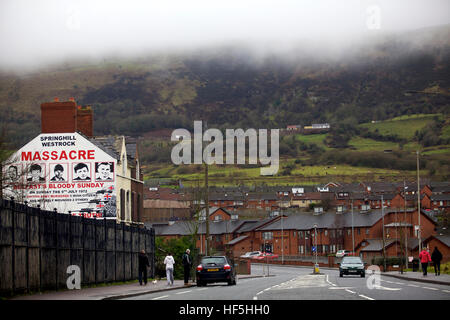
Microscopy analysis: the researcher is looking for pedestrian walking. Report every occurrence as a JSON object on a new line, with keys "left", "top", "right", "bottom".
{"left": 182, "top": 249, "right": 192, "bottom": 285}
{"left": 164, "top": 252, "right": 175, "bottom": 286}
{"left": 138, "top": 250, "right": 150, "bottom": 285}
{"left": 419, "top": 247, "right": 432, "bottom": 276}
{"left": 431, "top": 246, "right": 443, "bottom": 276}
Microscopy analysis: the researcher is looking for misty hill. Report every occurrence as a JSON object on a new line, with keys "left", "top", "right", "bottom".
{"left": 0, "top": 25, "right": 449, "bottom": 152}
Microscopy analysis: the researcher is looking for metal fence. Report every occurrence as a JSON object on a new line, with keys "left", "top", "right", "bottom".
{"left": 0, "top": 199, "right": 155, "bottom": 297}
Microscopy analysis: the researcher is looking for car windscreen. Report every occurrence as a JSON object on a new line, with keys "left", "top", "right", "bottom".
{"left": 201, "top": 257, "right": 227, "bottom": 265}
{"left": 342, "top": 257, "right": 362, "bottom": 264}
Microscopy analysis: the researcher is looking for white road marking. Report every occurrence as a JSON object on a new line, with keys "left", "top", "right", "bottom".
{"left": 408, "top": 284, "right": 419, "bottom": 287}
{"left": 372, "top": 285, "right": 401, "bottom": 291}
{"left": 345, "top": 289, "right": 356, "bottom": 294}
{"left": 253, "top": 296, "right": 258, "bottom": 300}
{"left": 197, "top": 288, "right": 208, "bottom": 291}
{"left": 442, "top": 290, "right": 450, "bottom": 294}
{"left": 175, "top": 290, "right": 192, "bottom": 295}
{"left": 422, "top": 287, "right": 439, "bottom": 291}
{"left": 152, "top": 295, "right": 169, "bottom": 300}
{"left": 359, "top": 294, "right": 375, "bottom": 300}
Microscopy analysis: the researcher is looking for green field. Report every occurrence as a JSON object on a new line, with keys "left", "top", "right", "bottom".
{"left": 142, "top": 114, "right": 449, "bottom": 186}
{"left": 348, "top": 137, "right": 398, "bottom": 152}
{"left": 359, "top": 114, "right": 441, "bottom": 140}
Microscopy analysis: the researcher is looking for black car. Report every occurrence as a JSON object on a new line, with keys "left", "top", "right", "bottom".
{"left": 339, "top": 256, "right": 366, "bottom": 277}
{"left": 196, "top": 256, "right": 237, "bottom": 286}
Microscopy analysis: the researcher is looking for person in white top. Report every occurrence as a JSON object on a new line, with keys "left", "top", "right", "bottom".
{"left": 164, "top": 253, "right": 175, "bottom": 286}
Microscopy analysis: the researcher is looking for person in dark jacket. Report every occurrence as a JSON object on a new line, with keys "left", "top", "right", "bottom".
{"left": 431, "top": 246, "right": 443, "bottom": 276}
{"left": 138, "top": 250, "right": 150, "bottom": 285}
{"left": 182, "top": 249, "right": 192, "bottom": 285}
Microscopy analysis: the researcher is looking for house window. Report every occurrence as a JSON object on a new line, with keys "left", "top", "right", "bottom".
{"left": 262, "top": 232, "right": 273, "bottom": 240}
{"left": 366, "top": 228, "right": 370, "bottom": 235}
{"left": 324, "top": 230, "right": 328, "bottom": 236}
{"left": 299, "top": 245, "right": 304, "bottom": 254}
{"left": 347, "top": 229, "right": 351, "bottom": 236}
{"left": 299, "top": 231, "right": 303, "bottom": 238}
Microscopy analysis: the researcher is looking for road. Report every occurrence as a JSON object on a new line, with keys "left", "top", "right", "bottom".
{"left": 123, "top": 264, "right": 450, "bottom": 301}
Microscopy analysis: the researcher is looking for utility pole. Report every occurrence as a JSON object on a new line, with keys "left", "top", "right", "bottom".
{"left": 351, "top": 199, "right": 355, "bottom": 255}
{"left": 204, "top": 121, "right": 210, "bottom": 256}
{"left": 417, "top": 150, "right": 422, "bottom": 271}
{"left": 381, "top": 195, "right": 387, "bottom": 272}
{"left": 404, "top": 180, "right": 408, "bottom": 269}
{"left": 281, "top": 215, "right": 284, "bottom": 264}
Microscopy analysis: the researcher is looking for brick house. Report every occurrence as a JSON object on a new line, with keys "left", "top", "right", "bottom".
{"left": 246, "top": 192, "right": 279, "bottom": 211}
{"left": 424, "top": 235, "right": 450, "bottom": 262}
{"left": 422, "top": 194, "right": 450, "bottom": 212}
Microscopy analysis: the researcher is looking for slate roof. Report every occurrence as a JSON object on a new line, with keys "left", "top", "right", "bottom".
{"left": 434, "top": 235, "right": 450, "bottom": 247}
{"left": 360, "top": 239, "right": 396, "bottom": 252}
{"left": 429, "top": 194, "right": 450, "bottom": 201}
{"left": 226, "top": 235, "right": 249, "bottom": 245}
{"left": 247, "top": 192, "right": 278, "bottom": 201}
{"left": 88, "top": 135, "right": 120, "bottom": 160}
{"left": 152, "top": 219, "right": 246, "bottom": 236}
{"left": 257, "top": 208, "right": 411, "bottom": 231}
{"left": 234, "top": 218, "right": 276, "bottom": 233}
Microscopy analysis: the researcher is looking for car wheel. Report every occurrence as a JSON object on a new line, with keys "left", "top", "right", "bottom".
{"left": 361, "top": 272, "right": 365, "bottom": 278}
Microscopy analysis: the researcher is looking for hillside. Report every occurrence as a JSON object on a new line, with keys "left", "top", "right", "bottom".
{"left": 0, "top": 25, "right": 449, "bottom": 184}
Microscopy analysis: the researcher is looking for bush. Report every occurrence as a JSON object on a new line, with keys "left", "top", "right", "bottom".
{"left": 371, "top": 256, "right": 405, "bottom": 267}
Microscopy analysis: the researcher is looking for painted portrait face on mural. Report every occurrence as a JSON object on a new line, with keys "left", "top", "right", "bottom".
{"left": 73, "top": 163, "right": 90, "bottom": 181}
{"left": 95, "top": 162, "right": 114, "bottom": 181}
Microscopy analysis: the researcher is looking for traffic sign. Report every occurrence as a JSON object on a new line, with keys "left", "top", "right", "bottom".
{"left": 312, "top": 246, "right": 316, "bottom": 252}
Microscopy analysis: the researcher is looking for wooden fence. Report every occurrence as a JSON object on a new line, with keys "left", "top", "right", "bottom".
{"left": 0, "top": 199, "right": 155, "bottom": 297}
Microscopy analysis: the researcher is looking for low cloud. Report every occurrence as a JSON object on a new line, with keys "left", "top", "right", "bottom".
{"left": 0, "top": 0, "right": 448, "bottom": 72}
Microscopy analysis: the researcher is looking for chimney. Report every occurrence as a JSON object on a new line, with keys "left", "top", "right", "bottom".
{"left": 41, "top": 99, "right": 77, "bottom": 133}
{"left": 40, "top": 98, "right": 94, "bottom": 137}
{"left": 76, "top": 105, "right": 93, "bottom": 137}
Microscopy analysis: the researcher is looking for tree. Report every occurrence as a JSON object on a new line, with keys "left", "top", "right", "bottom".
{"left": 0, "top": 124, "right": 30, "bottom": 202}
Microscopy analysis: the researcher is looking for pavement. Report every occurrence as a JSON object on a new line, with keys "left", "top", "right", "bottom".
{"left": 8, "top": 274, "right": 263, "bottom": 300}
{"left": 382, "top": 270, "right": 450, "bottom": 286}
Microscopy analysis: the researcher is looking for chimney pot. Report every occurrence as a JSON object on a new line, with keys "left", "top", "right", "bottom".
{"left": 54, "top": 97, "right": 59, "bottom": 102}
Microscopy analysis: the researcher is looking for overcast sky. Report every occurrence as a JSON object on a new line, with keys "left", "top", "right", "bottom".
{"left": 0, "top": 0, "right": 448, "bottom": 71}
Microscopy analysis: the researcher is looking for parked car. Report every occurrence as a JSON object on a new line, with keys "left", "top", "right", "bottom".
{"left": 196, "top": 256, "right": 237, "bottom": 286}
{"left": 240, "top": 251, "right": 262, "bottom": 258}
{"left": 336, "top": 250, "right": 351, "bottom": 258}
{"left": 252, "top": 252, "right": 279, "bottom": 260}
{"left": 339, "top": 256, "right": 366, "bottom": 277}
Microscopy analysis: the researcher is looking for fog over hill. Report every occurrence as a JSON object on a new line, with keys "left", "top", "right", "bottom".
{"left": 0, "top": 1, "right": 449, "bottom": 153}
